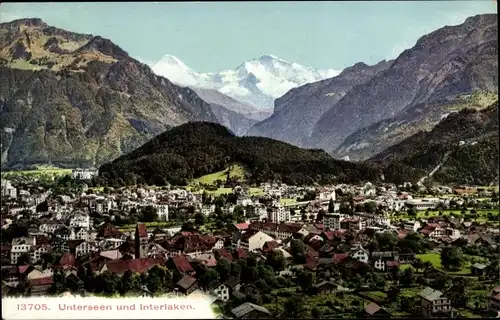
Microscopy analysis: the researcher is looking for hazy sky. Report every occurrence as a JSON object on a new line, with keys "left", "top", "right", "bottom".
{"left": 0, "top": 1, "right": 497, "bottom": 72}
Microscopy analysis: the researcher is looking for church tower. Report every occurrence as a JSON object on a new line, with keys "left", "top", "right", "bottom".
{"left": 135, "top": 223, "right": 148, "bottom": 259}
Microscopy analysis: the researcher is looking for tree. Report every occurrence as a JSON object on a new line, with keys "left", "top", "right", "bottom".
{"left": 199, "top": 269, "right": 219, "bottom": 290}
{"left": 290, "top": 239, "right": 306, "bottom": 264}
{"left": 316, "top": 209, "right": 325, "bottom": 222}
{"left": 376, "top": 232, "right": 398, "bottom": 251}
{"left": 216, "top": 258, "right": 231, "bottom": 282}
{"left": 328, "top": 198, "right": 335, "bottom": 213}
{"left": 194, "top": 212, "right": 206, "bottom": 226}
{"left": 440, "top": 246, "right": 464, "bottom": 270}
{"left": 339, "top": 202, "right": 351, "bottom": 215}
{"left": 365, "top": 201, "right": 377, "bottom": 214}
{"left": 282, "top": 296, "right": 307, "bottom": 319}
{"left": 354, "top": 203, "right": 365, "bottom": 213}
{"left": 407, "top": 206, "right": 417, "bottom": 217}
{"left": 401, "top": 267, "right": 415, "bottom": 286}
{"left": 266, "top": 251, "right": 286, "bottom": 272}
{"left": 17, "top": 253, "right": 31, "bottom": 265}
{"left": 297, "top": 270, "right": 315, "bottom": 293}
{"left": 36, "top": 200, "right": 49, "bottom": 212}
{"left": 146, "top": 265, "right": 172, "bottom": 294}
{"left": 140, "top": 206, "right": 158, "bottom": 222}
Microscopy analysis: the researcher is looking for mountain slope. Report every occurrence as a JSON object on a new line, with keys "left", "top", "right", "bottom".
{"left": 191, "top": 87, "right": 271, "bottom": 135}
{"left": 369, "top": 102, "right": 499, "bottom": 185}
{"left": 0, "top": 18, "right": 218, "bottom": 169}
{"left": 246, "top": 60, "right": 392, "bottom": 146}
{"left": 151, "top": 54, "right": 340, "bottom": 109}
{"left": 335, "top": 91, "right": 498, "bottom": 161}
{"left": 310, "top": 14, "right": 498, "bottom": 154}
{"left": 98, "top": 122, "right": 381, "bottom": 186}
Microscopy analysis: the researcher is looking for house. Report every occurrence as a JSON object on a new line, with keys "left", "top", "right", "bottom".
{"left": 99, "top": 257, "right": 165, "bottom": 275}
{"left": 350, "top": 244, "right": 369, "bottom": 263}
{"left": 314, "top": 281, "right": 337, "bottom": 294}
{"left": 418, "top": 287, "right": 452, "bottom": 317}
{"left": 27, "top": 277, "right": 53, "bottom": 296}
{"left": 176, "top": 275, "right": 198, "bottom": 295}
{"left": 471, "top": 263, "right": 488, "bottom": 276}
{"left": 364, "top": 302, "right": 391, "bottom": 318}
{"left": 231, "top": 302, "right": 271, "bottom": 319}
{"left": 238, "top": 230, "right": 274, "bottom": 253}
{"left": 213, "top": 277, "right": 241, "bottom": 302}
{"left": 125, "top": 285, "right": 153, "bottom": 298}
{"left": 420, "top": 224, "right": 445, "bottom": 240}
{"left": 404, "top": 221, "right": 421, "bottom": 232}
{"left": 488, "top": 286, "right": 500, "bottom": 312}
{"left": 167, "top": 255, "right": 195, "bottom": 275}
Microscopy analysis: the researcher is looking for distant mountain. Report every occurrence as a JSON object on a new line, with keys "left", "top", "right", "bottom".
{"left": 370, "top": 101, "right": 499, "bottom": 186}
{"left": 246, "top": 60, "right": 392, "bottom": 147}
{"left": 150, "top": 54, "right": 340, "bottom": 109}
{"left": 335, "top": 91, "right": 498, "bottom": 161}
{"left": 311, "top": 14, "right": 498, "bottom": 155}
{"left": 0, "top": 18, "right": 218, "bottom": 169}
{"left": 191, "top": 87, "right": 271, "bottom": 135}
{"left": 98, "top": 122, "right": 381, "bottom": 186}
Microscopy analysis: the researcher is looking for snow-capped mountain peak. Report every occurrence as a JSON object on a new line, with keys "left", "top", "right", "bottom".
{"left": 151, "top": 54, "right": 341, "bottom": 109}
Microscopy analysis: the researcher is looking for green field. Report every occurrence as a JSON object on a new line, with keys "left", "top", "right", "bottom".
{"left": 359, "top": 291, "right": 387, "bottom": 302}
{"left": 117, "top": 221, "right": 177, "bottom": 232}
{"left": 190, "top": 164, "right": 246, "bottom": 186}
{"left": 401, "top": 253, "right": 489, "bottom": 275}
{"left": 280, "top": 198, "right": 298, "bottom": 206}
{"left": 1, "top": 165, "right": 71, "bottom": 179}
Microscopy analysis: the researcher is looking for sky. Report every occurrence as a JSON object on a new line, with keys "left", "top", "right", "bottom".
{"left": 0, "top": 1, "right": 497, "bottom": 72}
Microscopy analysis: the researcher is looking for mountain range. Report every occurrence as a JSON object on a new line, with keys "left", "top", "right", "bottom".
{"left": 247, "top": 14, "right": 498, "bottom": 161}
{"left": 1, "top": 15, "right": 498, "bottom": 186}
{"left": 150, "top": 54, "right": 340, "bottom": 109}
{"left": 0, "top": 18, "right": 218, "bottom": 169}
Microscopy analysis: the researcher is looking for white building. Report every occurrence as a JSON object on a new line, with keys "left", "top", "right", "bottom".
{"left": 10, "top": 237, "right": 36, "bottom": 264}
{"left": 71, "top": 168, "right": 99, "bottom": 180}
{"left": 324, "top": 213, "right": 342, "bottom": 230}
{"left": 406, "top": 198, "right": 440, "bottom": 210}
{"left": 75, "top": 241, "right": 98, "bottom": 257}
{"left": 238, "top": 230, "right": 274, "bottom": 252}
{"left": 404, "top": 221, "right": 421, "bottom": 232}
{"left": 267, "top": 205, "right": 289, "bottom": 223}
{"left": 1, "top": 179, "right": 17, "bottom": 199}
{"left": 69, "top": 213, "right": 91, "bottom": 230}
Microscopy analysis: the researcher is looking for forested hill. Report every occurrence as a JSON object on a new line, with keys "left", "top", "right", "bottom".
{"left": 368, "top": 102, "right": 499, "bottom": 185}
{"left": 98, "top": 122, "right": 381, "bottom": 186}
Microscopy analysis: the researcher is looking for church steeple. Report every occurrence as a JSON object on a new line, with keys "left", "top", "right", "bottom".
{"left": 135, "top": 223, "right": 148, "bottom": 259}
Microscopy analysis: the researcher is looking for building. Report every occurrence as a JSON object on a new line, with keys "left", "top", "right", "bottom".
{"left": 231, "top": 302, "right": 271, "bottom": 319}
{"left": 1, "top": 179, "right": 17, "bottom": 199}
{"left": 406, "top": 198, "right": 439, "bottom": 210}
{"left": 488, "top": 286, "right": 500, "bottom": 312}
{"left": 71, "top": 168, "right": 99, "bottom": 180}
{"left": 267, "top": 204, "right": 289, "bottom": 223}
{"left": 11, "top": 237, "right": 36, "bottom": 264}
{"left": 419, "top": 287, "right": 452, "bottom": 317}
{"left": 238, "top": 230, "right": 274, "bottom": 252}
{"left": 69, "top": 213, "right": 91, "bottom": 230}
{"left": 135, "top": 223, "right": 148, "bottom": 259}
{"left": 324, "top": 213, "right": 342, "bottom": 230}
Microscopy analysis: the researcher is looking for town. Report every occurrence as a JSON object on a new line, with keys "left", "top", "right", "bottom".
{"left": 1, "top": 167, "right": 499, "bottom": 319}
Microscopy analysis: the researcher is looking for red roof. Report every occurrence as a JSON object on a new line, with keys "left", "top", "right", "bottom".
{"left": 262, "top": 241, "right": 279, "bottom": 253}
{"left": 18, "top": 265, "right": 30, "bottom": 274}
{"left": 170, "top": 255, "right": 194, "bottom": 273}
{"left": 386, "top": 260, "right": 400, "bottom": 267}
{"left": 60, "top": 253, "right": 76, "bottom": 267}
{"left": 136, "top": 223, "right": 148, "bottom": 238}
{"left": 235, "top": 248, "right": 248, "bottom": 259}
{"left": 333, "top": 253, "right": 349, "bottom": 264}
{"left": 213, "top": 248, "right": 233, "bottom": 262}
{"left": 29, "top": 277, "right": 53, "bottom": 286}
{"left": 322, "top": 231, "right": 334, "bottom": 241}
{"left": 105, "top": 257, "right": 164, "bottom": 274}
{"left": 234, "top": 222, "right": 249, "bottom": 230}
